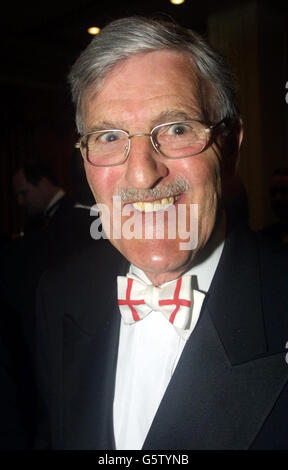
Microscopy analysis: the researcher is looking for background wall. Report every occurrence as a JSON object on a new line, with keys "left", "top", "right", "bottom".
{"left": 208, "top": 1, "right": 288, "bottom": 229}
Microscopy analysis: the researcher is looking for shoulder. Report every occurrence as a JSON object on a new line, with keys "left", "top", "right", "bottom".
{"left": 36, "top": 240, "right": 128, "bottom": 328}
{"left": 39, "top": 240, "right": 126, "bottom": 300}
{"left": 225, "top": 220, "right": 288, "bottom": 284}
{"left": 233, "top": 223, "right": 288, "bottom": 349}
{"left": 255, "top": 231, "right": 288, "bottom": 350}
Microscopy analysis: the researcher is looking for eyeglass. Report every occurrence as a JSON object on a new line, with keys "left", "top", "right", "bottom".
{"left": 75, "top": 119, "right": 227, "bottom": 167}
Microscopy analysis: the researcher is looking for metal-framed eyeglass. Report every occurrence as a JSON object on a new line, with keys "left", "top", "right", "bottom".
{"left": 75, "top": 119, "right": 228, "bottom": 167}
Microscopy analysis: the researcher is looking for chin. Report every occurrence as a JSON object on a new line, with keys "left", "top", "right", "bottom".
{"left": 113, "top": 237, "right": 196, "bottom": 283}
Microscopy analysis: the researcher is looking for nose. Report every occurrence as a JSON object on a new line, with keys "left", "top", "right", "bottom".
{"left": 124, "top": 135, "right": 169, "bottom": 189}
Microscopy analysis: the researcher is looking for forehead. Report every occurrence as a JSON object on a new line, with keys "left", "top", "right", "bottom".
{"left": 82, "top": 50, "right": 202, "bottom": 130}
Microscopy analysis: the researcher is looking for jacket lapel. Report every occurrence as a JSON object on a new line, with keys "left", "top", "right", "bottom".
{"left": 61, "top": 247, "right": 128, "bottom": 450}
{"left": 143, "top": 306, "right": 288, "bottom": 449}
{"left": 62, "top": 300, "right": 119, "bottom": 449}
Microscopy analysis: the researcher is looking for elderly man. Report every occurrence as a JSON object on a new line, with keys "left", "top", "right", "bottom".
{"left": 35, "top": 17, "right": 288, "bottom": 450}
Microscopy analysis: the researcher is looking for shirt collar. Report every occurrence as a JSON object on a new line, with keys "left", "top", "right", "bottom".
{"left": 45, "top": 189, "right": 65, "bottom": 213}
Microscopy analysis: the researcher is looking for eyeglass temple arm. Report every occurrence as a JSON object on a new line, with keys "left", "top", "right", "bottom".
{"left": 209, "top": 118, "right": 230, "bottom": 131}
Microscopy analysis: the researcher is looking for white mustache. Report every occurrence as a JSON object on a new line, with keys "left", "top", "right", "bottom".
{"left": 117, "top": 177, "right": 190, "bottom": 203}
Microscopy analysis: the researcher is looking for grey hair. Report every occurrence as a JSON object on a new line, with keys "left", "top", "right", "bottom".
{"left": 68, "top": 16, "right": 239, "bottom": 135}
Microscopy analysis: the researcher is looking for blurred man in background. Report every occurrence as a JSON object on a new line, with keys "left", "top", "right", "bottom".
{"left": 13, "top": 163, "right": 72, "bottom": 234}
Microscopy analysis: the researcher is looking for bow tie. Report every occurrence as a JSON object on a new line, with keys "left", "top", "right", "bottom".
{"left": 117, "top": 274, "right": 205, "bottom": 338}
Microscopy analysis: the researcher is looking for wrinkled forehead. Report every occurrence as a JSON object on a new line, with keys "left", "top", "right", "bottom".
{"left": 82, "top": 49, "right": 206, "bottom": 109}
{"left": 88, "top": 49, "right": 198, "bottom": 92}
{"left": 81, "top": 50, "right": 211, "bottom": 128}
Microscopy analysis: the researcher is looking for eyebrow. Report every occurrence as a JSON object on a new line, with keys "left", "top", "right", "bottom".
{"left": 87, "top": 108, "right": 202, "bottom": 133}
{"left": 88, "top": 121, "right": 122, "bottom": 132}
{"left": 150, "top": 109, "right": 202, "bottom": 127}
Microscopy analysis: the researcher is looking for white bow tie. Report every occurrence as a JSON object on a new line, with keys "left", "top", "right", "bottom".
{"left": 117, "top": 273, "right": 205, "bottom": 339}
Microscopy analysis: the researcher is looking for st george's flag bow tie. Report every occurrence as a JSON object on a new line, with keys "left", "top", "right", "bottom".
{"left": 117, "top": 274, "right": 205, "bottom": 338}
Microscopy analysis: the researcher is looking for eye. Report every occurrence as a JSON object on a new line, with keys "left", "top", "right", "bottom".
{"left": 98, "top": 131, "right": 122, "bottom": 143}
{"left": 166, "top": 123, "right": 191, "bottom": 136}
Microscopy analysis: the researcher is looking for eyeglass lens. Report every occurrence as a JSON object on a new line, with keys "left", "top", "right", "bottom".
{"left": 81, "top": 121, "right": 209, "bottom": 165}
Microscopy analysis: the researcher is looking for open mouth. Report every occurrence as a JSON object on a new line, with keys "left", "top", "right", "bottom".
{"left": 131, "top": 195, "right": 181, "bottom": 213}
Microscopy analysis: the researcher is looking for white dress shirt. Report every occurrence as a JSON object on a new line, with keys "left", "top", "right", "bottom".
{"left": 113, "top": 224, "right": 225, "bottom": 450}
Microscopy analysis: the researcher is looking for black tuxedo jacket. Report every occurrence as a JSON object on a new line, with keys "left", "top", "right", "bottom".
{"left": 35, "top": 222, "right": 288, "bottom": 449}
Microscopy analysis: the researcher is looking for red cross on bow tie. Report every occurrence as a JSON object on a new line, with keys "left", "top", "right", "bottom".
{"left": 117, "top": 274, "right": 205, "bottom": 336}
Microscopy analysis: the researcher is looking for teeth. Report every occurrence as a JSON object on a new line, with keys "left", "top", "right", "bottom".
{"left": 132, "top": 196, "right": 176, "bottom": 213}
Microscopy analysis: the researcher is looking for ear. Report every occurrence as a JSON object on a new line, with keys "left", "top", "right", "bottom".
{"left": 235, "top": 117, "right": 244, "bottom": 165}
{"left": 221, "top": 119, "right": 249, "bottom": 223}
{"left": 222, "top": 117, "right": 243, "bottom": 176}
